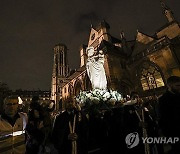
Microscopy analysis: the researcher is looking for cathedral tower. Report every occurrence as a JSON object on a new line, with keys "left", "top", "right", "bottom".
{"left": 51, "top": 43, "right": 69, "bottom": 109}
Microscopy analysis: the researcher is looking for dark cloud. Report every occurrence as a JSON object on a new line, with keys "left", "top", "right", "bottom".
{"left": 0, "top": 0, "right": 179, "bottom": 90}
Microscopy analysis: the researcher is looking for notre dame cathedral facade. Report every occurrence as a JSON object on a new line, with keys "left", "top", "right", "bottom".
{"left": 51, "top": 2, "right": 180, "bottom": 110}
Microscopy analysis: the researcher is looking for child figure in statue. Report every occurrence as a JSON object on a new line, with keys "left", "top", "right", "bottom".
{"left": 86, "top": 46, "right": 107, "bottom": 90}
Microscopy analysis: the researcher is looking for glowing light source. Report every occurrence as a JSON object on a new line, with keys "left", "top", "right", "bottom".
{"left": 18, "top": 96, "right": 23, "bottom": 104}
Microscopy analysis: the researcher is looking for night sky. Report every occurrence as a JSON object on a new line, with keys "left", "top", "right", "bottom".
{"left": 0, "top": 0, "right": 180, "bottom": 91}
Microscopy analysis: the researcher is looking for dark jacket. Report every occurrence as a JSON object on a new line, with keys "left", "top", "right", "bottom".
{"left": 25, "top": 113, "right": 45, "bottom": 154}
{"left": 52, "top": 110, "right": 88, "bottom": 154}
{"left": 107, "top": 105, "right": 158, "bottom": 154}
{"left": 26, "top": 109, "right": 52, "bottom": 154}
{"left": 158, "top": 90, "right": 180, "bottom": 137}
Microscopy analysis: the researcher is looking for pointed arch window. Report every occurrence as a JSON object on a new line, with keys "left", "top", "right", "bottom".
{"left": 140, "top": 62, "right": 165, "bottom": 91}
{"left": 68, "top": 84, "right": 73, "bottom": 96}
{"left": 75, "top": 81, "right": 82, "bottom": 96}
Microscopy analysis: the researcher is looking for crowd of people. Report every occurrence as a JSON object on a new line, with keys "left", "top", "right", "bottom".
{"left": 0, "top": 75, "right": 179, "bottom": 154}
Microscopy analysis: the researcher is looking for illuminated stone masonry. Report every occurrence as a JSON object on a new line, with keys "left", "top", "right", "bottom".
{"left": 51, "top": 2, "right": 180, "bottom": 110}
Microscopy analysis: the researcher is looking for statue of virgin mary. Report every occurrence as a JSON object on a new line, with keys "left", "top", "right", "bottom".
{"left": 86, "top": 46, "right": 107, "bottom": 90}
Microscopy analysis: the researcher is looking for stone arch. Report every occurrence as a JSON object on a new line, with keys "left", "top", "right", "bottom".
{"left": 74, "top": 79, "right": 83, "bottom": 96}
{"left": 68, "top": 83, "right": 74, "bottom": 97}
{"left": 83, "top": 73, "right": 92, "bottom": 91}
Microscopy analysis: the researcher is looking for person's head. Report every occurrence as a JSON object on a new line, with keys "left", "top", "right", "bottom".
{"left": 30, "top": 96, "right": 40, "bottom": 110}
{"left": 86, "top": 46, "right": 94, "bottom": 57}
{"left": 3, "top": 95, "right": 19, "bottom": 118}
{"left": 65, "top": 101, "right": 76, "bottom": 112}
{"left": 39, "top": 101, "right": 54, "bottom": 117}
{"left": 167, "top": 76, "right": 180, "bottom": 94}
{"left": 48, "top": 100, "right": 55, "bottom": 112}
{"left": 130, "top": 91, "right": 143, "bottom": 105}
{"left": 32, "top": 96, "right": 39, "bottom": 103}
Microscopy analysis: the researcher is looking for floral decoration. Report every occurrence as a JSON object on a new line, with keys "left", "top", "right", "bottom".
{"left": 75, "top": 89, "right": 122, "bottom": 113}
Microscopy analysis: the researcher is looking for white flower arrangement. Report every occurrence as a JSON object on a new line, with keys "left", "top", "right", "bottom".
{"left": 75, "top": 89, "right": 122, "bottom": 108}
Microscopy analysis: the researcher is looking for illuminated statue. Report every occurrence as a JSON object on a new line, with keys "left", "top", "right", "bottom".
{"left": 86, "top": 46, "right": 107, "bottom": 90}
